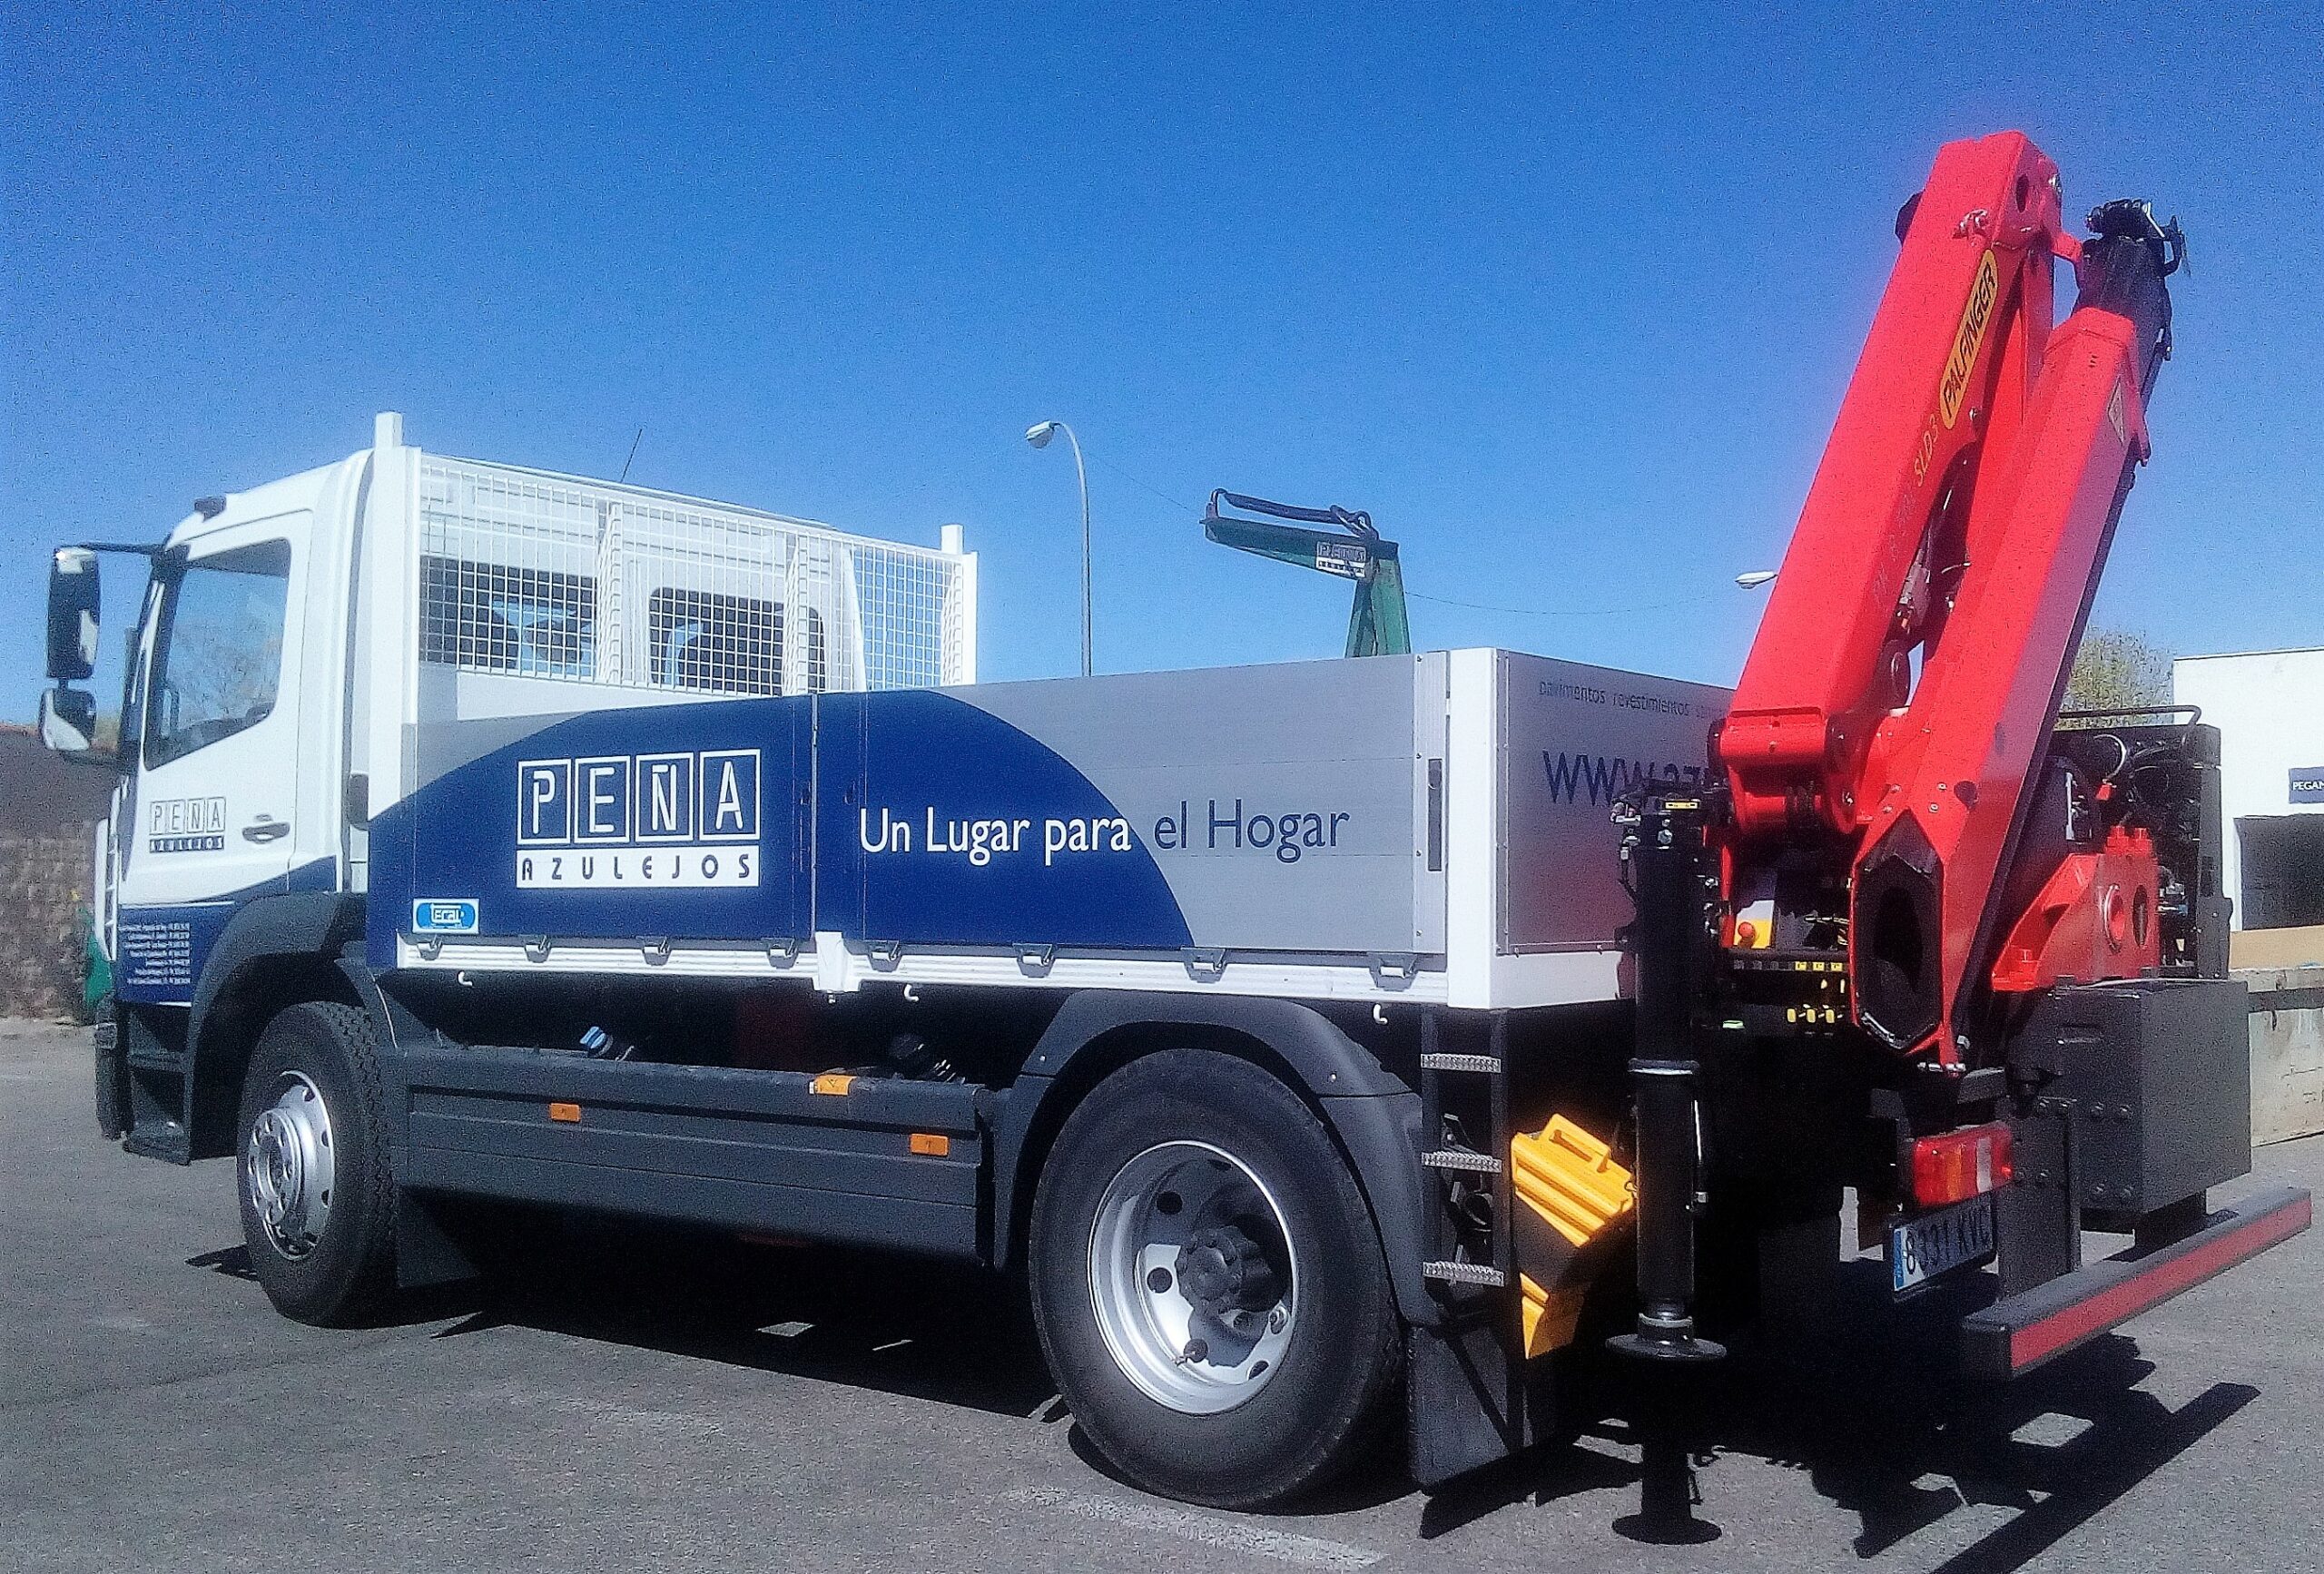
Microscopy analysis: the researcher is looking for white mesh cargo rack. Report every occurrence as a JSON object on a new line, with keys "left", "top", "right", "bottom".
{"left": 414, "top": 454, "right": 975, "bottom": 697}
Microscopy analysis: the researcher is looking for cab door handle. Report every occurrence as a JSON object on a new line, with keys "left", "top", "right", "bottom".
{"left": 241, "top": 818, "right": 290, "bottom": 842}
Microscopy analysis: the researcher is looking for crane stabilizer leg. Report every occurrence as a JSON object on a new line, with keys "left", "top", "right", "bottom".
{"left": 1609, "top": 792, "right": 1725, "bottom": 1364}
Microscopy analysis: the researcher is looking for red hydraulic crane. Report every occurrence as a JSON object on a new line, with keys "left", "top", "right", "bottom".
{"left": 1600, "top": 133, "right": 2291, "bottom": 1390}
{"left": 1714, "top": 131, "right": 2183, "bottom": 1065}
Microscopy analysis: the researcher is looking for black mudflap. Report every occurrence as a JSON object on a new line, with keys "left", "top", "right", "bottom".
{"left": 1408, "top": 1313, "right": 1541, "bottom": 1489}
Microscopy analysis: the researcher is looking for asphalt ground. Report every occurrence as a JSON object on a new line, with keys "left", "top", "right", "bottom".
{"left": 5, "top": 1016, "right": 2321, "bottom": 1574}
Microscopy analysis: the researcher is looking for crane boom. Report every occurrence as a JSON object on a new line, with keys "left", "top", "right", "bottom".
{"left": 1716, "top": 132, "right": 2181, "bottom": 1062}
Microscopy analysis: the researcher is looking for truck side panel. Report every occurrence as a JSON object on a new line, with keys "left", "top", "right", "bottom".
{"left": 1496, "top": 651, "right": 1731, "bottom": 952}
{"left": 372, "top": 650, "right": 1731, "bottom": 1004}
{"left": 369, "top": 694, "right": 815, "bottom": 968}
{"left": 822, "top": 659, "right": 1436, "bottom": 954}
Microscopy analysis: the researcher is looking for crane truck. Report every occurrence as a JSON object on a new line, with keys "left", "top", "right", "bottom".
{"left": 38, "top": 130, "right": 2308, "bottom": 1510}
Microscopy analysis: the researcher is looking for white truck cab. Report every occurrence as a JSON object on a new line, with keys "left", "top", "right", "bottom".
{"left": 44, "top": 414, "right": 977, "bottom": 1017}
{"left": 114, "top": 463, "right": 356, "bottom": 979}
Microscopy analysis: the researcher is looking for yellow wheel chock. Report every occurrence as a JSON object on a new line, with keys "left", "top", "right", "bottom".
{"left": 1511, "top": 1116, "right": 1635, "bottom": 1356}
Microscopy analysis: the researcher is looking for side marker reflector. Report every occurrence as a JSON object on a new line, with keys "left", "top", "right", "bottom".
{"left": 811, "top": 1073, "right": 854, "bottom": 1096}
{"left": 909, "top": 1132, "right": 950, "bottom": 1156}
{"left": 547, "top": 1101, "right": 581, "bottom": 1123}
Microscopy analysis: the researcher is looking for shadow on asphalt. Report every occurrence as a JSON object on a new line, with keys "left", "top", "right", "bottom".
{"left": 425, "top": 1212, "right": 1063, "bottom": 1419}
{"left": 1419, "top": 1257, "right": 2259, "bottom": 1568}
{"left": 186, "top": 1244, "right": 257, "bottom": 1281}
{"left": 186, "top": 1224, "right": 2258, "bottom": 1562}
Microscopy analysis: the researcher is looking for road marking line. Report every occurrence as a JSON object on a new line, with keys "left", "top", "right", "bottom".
{"left": 1004, "top": 1485, "right": 1382, "bottom": 1569}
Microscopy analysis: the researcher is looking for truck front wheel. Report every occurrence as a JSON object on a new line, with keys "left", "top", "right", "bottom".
{"left": 234, "top": 1002, "right": 397, "bottom": 1325}
{"left": 1029, "top": 1049, "right": 1402, "bottom": 1508}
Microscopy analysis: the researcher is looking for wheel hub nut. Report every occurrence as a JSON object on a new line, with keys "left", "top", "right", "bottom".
{"left": 1173, "top": 1225, "right": 1280, "bottom": 1313}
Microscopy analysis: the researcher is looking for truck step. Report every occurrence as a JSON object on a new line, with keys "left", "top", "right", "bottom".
{"left": 1422, "top": 1148, "right": 1503, "bottom": 1174}
{"left": 123, "top": 1122, "right": 191, "bottom": 1165}
{"left": 1419, "top": 1052, "right": 1502, "bottom": 1075}
{"left": 1422, "top": 1259, "right": 1507, "bottom": 1288}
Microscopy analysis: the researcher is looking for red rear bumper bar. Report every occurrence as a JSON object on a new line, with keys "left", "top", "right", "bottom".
{"left": 1962, "top": 1185, "right": 2312, "bottom": 1380}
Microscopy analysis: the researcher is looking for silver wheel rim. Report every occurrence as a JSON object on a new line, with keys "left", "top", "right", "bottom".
{"left": 1088, "top": 1139, "right": 1299, "bottom": 1414}
{"left": 246, "top": 1071, "right": 335, "bottom": 1260}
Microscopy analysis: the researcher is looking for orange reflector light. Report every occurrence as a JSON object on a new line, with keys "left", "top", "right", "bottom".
{"left": 547, "top": 1101, "right": 582, "bottom": 1124}
{"left": 1910, "top": 1122, "right": 2013, "bottom": 1206}
{"left": 909, "top": 1132, "right": 950, "bottom": 1156}
{"left": 811, "top": 1073, "right": 854, "bottom": 1096}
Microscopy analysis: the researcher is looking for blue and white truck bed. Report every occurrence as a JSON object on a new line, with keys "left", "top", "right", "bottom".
{"left": 379, "top": 651, "right": 1728, "bottom": 1008}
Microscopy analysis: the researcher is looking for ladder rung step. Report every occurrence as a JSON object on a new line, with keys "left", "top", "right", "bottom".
{"left": 1422, "top": 1149, "right": 1503, "bottom": 1174}
{"left": 1420, "top": 1052, "right": 1502, "bottom": 1074}
{"left": 1422, "top": 1259, "right": 1507, "bottom": 1288}
{"left": 123, "top": 1124, "right": 190, "bottom": 1164}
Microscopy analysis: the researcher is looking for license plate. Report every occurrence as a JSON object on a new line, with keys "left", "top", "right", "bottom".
{"left": 1889, "top": 1194, "right": 1995, "bottom": 1294}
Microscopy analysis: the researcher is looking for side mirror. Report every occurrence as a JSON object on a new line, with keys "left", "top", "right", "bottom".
{"left": 47, "top": 547, "right": 100, "bottom": 682}
{"left": 39, "top": 685, "right": 98, "bottom": 756}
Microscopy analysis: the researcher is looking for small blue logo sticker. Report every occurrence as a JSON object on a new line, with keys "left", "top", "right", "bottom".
{"left": 2291, "top": 770, "right": 2324, "bottom": 805}
{"left": 412, "top": 899, "right": 479, "bottom": 935}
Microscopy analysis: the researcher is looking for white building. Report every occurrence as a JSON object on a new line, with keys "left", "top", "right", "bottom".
{"left": 2173, "top": 647, "right": 2324, "bottom": 936}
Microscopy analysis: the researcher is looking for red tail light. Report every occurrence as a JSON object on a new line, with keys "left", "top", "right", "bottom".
{"left": 1910, "top": 1123, "right": 2014, "bottom": 1206}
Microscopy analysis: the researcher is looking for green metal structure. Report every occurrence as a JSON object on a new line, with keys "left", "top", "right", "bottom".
{"left": 1200, "top": 491, "right": 1411, "bottom": 657}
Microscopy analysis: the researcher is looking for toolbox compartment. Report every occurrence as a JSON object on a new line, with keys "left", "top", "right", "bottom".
{"left": 2006, "top": 976, "right": 2252, "bottom": 1218}
{"left": 395, "top": 1048, "right": 987, "bottom": 1260}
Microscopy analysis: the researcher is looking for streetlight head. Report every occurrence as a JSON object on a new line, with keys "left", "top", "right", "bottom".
{"left": 1025, "top": 421, "right": 1059, "bottom": 449}
{"left": 1736, "top": 570, "right": 1778, "bottom": 590}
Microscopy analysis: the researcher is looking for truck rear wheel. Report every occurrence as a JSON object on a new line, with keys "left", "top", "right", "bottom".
{"left": 234, "top": 1002, "right": 397, "bottom": 1325}
{"left": 1029, "top": 1049, "right": 1402, "bottom": 1508}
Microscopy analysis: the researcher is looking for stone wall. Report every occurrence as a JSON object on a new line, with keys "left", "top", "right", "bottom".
{"left": 0, "top": 827, "right": 95, "bottom": 1022}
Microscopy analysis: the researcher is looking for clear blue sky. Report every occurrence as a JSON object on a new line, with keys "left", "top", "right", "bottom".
{"left": 5, "top": 4, "right": 2319, "bottom": 714}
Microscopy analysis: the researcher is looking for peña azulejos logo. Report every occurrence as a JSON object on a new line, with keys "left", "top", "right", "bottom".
{"left": 515, "top": 749, "right": 760, "bottom": 889}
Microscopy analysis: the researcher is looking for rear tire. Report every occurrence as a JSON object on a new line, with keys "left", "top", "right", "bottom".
{"left": 235, "top": 1002, "right": 397, "bottom": 1325}
{"left": 1029, "top": 1049, "right": 1402, "bottom": 1509}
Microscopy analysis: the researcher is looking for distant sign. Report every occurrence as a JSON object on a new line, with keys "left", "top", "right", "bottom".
{"left": 2292, "top": 769, "right": 2324, "bottom": 805}
{"left": 1313, "top": 539, "right": 1369, "bottom": 579}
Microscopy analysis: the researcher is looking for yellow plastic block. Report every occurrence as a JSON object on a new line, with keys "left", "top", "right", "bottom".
{"left": 1511, "top": 1115, "right": 1634, "bottom": 1249}
{"left": 1521, "top": 1275, "right": 1589, "bottom": 1357}
{"left": 1509, "top": 1116, "right": 1636, "bottom": 1356}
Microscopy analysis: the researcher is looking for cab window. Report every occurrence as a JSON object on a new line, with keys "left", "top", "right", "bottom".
{"left": 144, "top": 541, "right": 291, "bottom": 767}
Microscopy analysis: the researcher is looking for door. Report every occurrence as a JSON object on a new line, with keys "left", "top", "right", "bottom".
{"left": 113, "top": 516, "right": 310, "bottom": 1004}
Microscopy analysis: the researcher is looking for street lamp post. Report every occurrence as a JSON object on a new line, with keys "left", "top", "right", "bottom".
{"left": 1025, "top": 420, "right": 1091, "bottom": 677}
